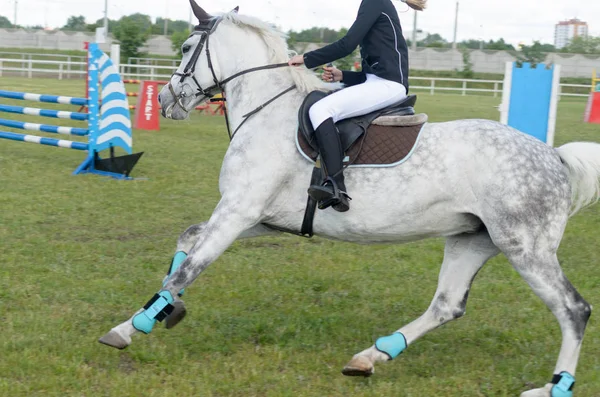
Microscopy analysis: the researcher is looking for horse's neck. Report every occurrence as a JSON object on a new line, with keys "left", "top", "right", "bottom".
{"left": 224, "top": 69, "right": 295, "bottom": 126}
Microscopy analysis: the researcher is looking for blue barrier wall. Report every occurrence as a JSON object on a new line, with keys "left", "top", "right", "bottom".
{"left": 507, "top": 63, "right": 554, "bottom": 144}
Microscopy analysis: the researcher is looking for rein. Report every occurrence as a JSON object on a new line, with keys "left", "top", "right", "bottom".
{"left": 166, "top": 17, "right": 297, "bottom": 141}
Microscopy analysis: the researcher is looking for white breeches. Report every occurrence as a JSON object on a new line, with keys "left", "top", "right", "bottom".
{"left": 309, "top": 73, "right": 408, "bottom": 129}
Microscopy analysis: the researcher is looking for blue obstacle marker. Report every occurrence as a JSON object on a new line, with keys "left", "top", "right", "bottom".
{"left": 500, "top": 62, "right": 561, "bottom": 147}
{"left": 0, "top": 43, "right": 142, "bottom": 179}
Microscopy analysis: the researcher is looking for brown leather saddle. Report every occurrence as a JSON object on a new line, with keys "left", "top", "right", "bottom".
{"left": 296, "top": 91, "right": 427, "bottom": 167}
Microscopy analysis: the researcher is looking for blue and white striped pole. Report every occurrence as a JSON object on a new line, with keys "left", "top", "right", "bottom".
{"left": 0, "top": 131, "right": 88, "bottom": 150}
{"left": 0, "top": 119, "right": 89, "bottom": 136}
{"left": 0, "top": 90, "right": 88, "bottom": 106}
{"left": 0, "top": 104, "right": 89, "bottom": 121}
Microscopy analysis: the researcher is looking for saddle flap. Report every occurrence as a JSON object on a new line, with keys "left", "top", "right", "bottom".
{"left": 298, "top": 91, "right": 328, "bottom": 149}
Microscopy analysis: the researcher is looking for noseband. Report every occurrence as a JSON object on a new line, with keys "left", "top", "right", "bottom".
{"left": 166, "top": 16, "right": 295, "bottom": 140}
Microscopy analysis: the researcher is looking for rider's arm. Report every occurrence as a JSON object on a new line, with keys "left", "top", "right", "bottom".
{"left": 303, "top": 0, "right": 381, "bottom": 69}
{"left": 341, "top": 71, "right": 367, "bottom": 87}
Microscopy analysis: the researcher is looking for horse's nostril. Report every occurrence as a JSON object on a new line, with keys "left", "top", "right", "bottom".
{"left": 157, "top": 95, "right": 162, "bottom": 104}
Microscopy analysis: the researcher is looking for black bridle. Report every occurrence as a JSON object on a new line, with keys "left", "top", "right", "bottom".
{"left": 166, "top": 17, "right": 296, "bottom": 140}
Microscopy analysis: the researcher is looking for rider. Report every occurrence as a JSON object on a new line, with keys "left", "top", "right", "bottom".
{"left": 289, "top": 0, "right": 425, "bottom": 212}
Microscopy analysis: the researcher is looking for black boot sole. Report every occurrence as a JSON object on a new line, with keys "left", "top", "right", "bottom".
{"left": 308, "top": 185, "right": 350, "bottom": 212}
{"left": 308, "top": 185, "right": 336, "bottom": 202}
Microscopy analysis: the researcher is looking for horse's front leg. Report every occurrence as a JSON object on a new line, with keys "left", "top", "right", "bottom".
{"left": 160, "top": 221, "right": 279, "bottom": 329}
{"left": 99, "top": 200, "right": 268, "bottom": 349}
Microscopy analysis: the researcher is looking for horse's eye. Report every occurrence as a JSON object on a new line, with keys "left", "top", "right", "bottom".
{"left": 182, "top": 45, "right": 191, "bottom": 54}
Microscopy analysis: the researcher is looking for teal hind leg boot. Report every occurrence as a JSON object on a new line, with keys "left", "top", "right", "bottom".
{"left": 163, "top": 251, "right": 188, "bottom": 297}
{"left": 551, "top": 372, "right": 575, "bottom": 397}
{"left": 132, "top": 290, "right": 175, "bottom": 334}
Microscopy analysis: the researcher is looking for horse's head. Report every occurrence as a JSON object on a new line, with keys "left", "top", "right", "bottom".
{"left": 158, "top": 0, "right": 329, "bottom": 121}
{"left": 158, "top": 1, "right": 239, "bottom": 120}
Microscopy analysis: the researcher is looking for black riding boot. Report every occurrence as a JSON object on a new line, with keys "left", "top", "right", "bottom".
{"left": 307, "top": 118, "right": 351, "bottom": 212}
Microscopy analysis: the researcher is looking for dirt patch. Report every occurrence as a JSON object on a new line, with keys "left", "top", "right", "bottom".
{"left": 118, "top": 353, "right": 137, "bottom": 374}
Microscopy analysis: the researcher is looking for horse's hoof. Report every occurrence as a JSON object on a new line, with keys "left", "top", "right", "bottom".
{"left": 98, "top": 330, "right": 130, "bottom": 350}
{"left": 165, "top": 300, "right": 187, "bottom": 329}
{"left": 341, "top": 356, "right": 374, "bottom": 377}
{"left": 520, "top": 384, "right": 552, "bottom": 397}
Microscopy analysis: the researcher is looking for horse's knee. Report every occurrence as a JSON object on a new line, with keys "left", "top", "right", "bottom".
{"left": 431, "top": 291, "right": 469, "bottom": 324}
{"left": 177, "top": 223, "right": 207, "bottom": 251}
{"left": 567, "top": 297, "right": 592, "bottom": 340}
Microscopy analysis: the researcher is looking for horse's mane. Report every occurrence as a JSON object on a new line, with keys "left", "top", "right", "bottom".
{"left": 221, "top": 12, "right": 333, "bottom": 93}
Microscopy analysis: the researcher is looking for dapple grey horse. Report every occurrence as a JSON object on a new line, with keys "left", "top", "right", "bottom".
{"left": 100, "top": 4, "right": 599, "bottom": 396}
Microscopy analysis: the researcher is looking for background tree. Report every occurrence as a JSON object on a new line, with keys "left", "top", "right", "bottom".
{"left": 113, "top": 15, "right": 151, "bottom": 60}
{"left": 458, "top": 48, "right": 474, "bottom": 78}
{"left": 63, "top": 16, "right": 87, "bottom": 31}
{"left": 485, "top": 38, "right": 515, "bottom": 51}
{"left": 561, "top": 36, "right": 600, "bottom": 54}
{"left": 153, "top": 18, "right": 190, "bottom": 35}
{"left": 91, "top": 18, "right": 118, "bottom": 33}
{"left": 171, "top": 30, "right": 191, "bottom": 57}
{"left": 288, "top": 27, "right": 340, "bottom": 44}
{"left": 418, "top": 33, "right": 448, "bottom": 48}
{"left": 0, "top": 15, "right": 13, "bottom": 28}
{"left": 516, "top": 41, "right": 548, "bottom": 67}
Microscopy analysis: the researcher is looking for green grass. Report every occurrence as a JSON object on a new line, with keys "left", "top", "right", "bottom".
{"left": 1, "top": 77, "right": 600, "bottom": 397}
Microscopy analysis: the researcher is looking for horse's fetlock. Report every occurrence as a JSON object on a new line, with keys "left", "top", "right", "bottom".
{"left": 452, "top": 308, "right": 466, "bottom": 319}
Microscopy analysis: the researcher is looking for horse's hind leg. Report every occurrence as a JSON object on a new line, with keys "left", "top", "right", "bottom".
{"left": 502, "top": 249, "right": 591, "bottom": 397}
{"left": 98, "top": 221, "right": 278, "bottom": 349}
{"left": 343, "top": 229, "right": 500, "bottom": 376}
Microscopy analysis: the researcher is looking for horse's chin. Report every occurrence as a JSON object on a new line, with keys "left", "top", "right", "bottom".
{"left": 161, "top": 103, "right": 190, "bottom": 121}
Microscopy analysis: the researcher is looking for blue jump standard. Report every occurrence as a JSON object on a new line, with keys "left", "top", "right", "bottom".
{"left": 0, "top": 43, "right": 141, "bottom": 179}
{"left": 0, "top": 90, "right": 88, "bottom": 106}
{"left": 0, "top": 130, "right": 89, "bottom": 151}
{"left": 0, "top": 104, "right": 89, "bottom": 121}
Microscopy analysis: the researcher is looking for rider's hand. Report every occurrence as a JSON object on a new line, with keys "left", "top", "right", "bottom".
{"left": 322, "top": 66, "right": 343, "bottom": 82}
{"left": 288, "top": 54, "right": 305, "bottom": 66}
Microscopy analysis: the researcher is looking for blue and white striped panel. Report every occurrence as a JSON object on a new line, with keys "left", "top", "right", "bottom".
{"left": 93, "top": 50, "right": 133, "bottom": 154}
{"left": 0, "top": 130, "right": 88, "bottom": 150}
{"left": 0, "top": 90, "right": 88, "bottom": 106}
{"left": 0, "top": 104, "right": 89, "bottom": 121}
{"left": 0, "top": 118, "right": 89, "bottom": 136}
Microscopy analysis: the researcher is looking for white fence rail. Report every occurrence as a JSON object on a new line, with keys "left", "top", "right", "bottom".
{"left": 0, "top": 59, "right": 593, "bottom": 98}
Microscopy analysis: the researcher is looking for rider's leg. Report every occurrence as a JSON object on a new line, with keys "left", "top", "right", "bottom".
{"left": 308, "top": 74, "right": 407, "bottom": 211}
{"left": 308, "top": 118, "right": 350, "bottom": 212}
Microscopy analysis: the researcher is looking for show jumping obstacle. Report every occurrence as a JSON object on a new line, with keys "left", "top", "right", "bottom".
{"left": 0, "top": 43, "right": 142, "bottom": 178}
{"left": 500, "top": 62, "right": 561, "bottom": 146}
{"left": 584, "top": 69, "right": 600, "bottom": 124}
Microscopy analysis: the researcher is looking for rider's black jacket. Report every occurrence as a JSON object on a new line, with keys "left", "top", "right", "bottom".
{"left": 303, "top": 0, "right": 409, "bottom": 91}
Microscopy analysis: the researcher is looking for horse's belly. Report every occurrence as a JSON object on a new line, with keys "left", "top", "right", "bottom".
{"left": 312, "top": 206, "right": 482, "bottom": 244}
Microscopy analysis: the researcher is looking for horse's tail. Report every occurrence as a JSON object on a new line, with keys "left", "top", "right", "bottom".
{"left": 556, "top": 142, "right": 600, "bottom": 216}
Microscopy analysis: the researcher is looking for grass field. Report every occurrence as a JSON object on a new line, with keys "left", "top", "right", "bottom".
{"left": 1, "top": 77, "right": 600, "bottom": 397}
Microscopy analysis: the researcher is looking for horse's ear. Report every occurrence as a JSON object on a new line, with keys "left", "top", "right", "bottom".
{"left": 189, "top": 0, "right": 211, "bottom": 21}
{"left": 232, "top": 6, "right": 240, "bottom": 13}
